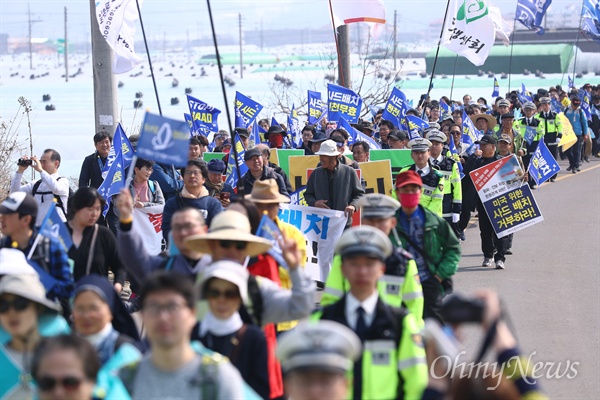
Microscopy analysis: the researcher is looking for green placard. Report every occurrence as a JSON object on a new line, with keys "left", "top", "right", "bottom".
{"left": 203, "top": 152, "right": 226, "bottom": 163}
{"left": 275, "top": 149, "right": 304, "bottom": 178}
{"left": 369, "top": 149, "right": 414, "bottom": 176}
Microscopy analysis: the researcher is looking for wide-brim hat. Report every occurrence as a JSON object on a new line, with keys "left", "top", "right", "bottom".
{"left": 0, "top": 274, "right": 61, "bottom": 313}
{"left": 184, "top": 211, "right": 272, "bottom": 257}
{"left": 246, "top": 179, "right": 290, "bottom": 204}
{"left": 196, "top": 260, "right": 249, "bottom": 303}
{"left": 264, "top": 125, "right": 287, "bottom": 140}
{"left": 315, "top": 140, "right": 340, "bottom": 156}
{"left": 0, "top": 248, "right": 38, "bottom": 275}
{"left": 470, "top": 113, "right": 497, "bottom": 130}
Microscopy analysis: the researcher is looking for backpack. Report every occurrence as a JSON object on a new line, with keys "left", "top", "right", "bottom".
{"left": 32, "top": 177, "right": 74, "bottom": 216}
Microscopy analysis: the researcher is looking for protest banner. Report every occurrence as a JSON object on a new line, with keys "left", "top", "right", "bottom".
{"left": 527, "top": 140, "right": 561, "bottom": 186}
{"left": 102, "top": 123, "right": 134, "bottom": 179}
{"left": 132, "top": 207, "right": 163, "bottom": 256}
{"left": 359, "top": 160, "right": 394, "bottom": 196}
{"left": 327, "top": 83, "right": 362, "bottom": 124}
{"left": 308, "top": 90, "right": 326, "bottom": 124}
{"left": 369, "top": 149, "right": 413, "bottom": 176}
{"left": 203, "top": 152, "right": 226, "bottom": 163}
{"left": 289, "top": 155, "right": 320, "bottom": 190}
{"left": 338, "top": 117, "right": 380, "bottom": 149}
{"left": 137, "top": 112, "right": 190, "bottom": 167}
{"left": 470, "top": 155, "right": 543, "bottom": 238}
{"left": 278, "top": 204, "right": 347, "bottom": 282}
{"left": 381, "top": 87, "right": 409, "bottom": 128}
{"left": 186, "top": 94, "right": 221, "bottom": 136}
{"left": 558, "top": 114, "right": 577, "bottom": 151}
{"left": 234, "top": 92, "right": 263, "bottom": 127}
{"left": 289, "top": 187, "right": 307, "bottom": 206}
{"left": 225, "top": 134, "right": 248, "bottom": 190}
{"left": 276, "top": 149, "right": 304, "bottom": 178}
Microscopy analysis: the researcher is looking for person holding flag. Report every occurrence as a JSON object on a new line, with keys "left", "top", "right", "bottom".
{"left": 537, "top": 97, "right": 563, "bottom": 181}
{"left": 517, "top": 102, "right": 542, "bottom": 187}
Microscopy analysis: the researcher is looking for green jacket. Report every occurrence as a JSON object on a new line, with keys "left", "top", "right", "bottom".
{"left": 394, "top": 206, "right": 461, "bottom": 280}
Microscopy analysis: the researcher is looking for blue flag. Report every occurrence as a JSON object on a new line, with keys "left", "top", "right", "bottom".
{"left": 568, "top": 75, "right": 574, "bottom": 89}
{"left": 225, "top": 134, "right": 249, "bottom": 190}
{"left": 581, "top": 0, "right": 600, "bottom": 44}
{"left": 184, "top": 113, "right": 195, "bottom": 137}
{"left": 524, "top": 126, "right": 537, "bottom": 145}
{"left": 255, "top": 215, "right": 289, "bottom": 269}
{"left": 447, "top": 137, "right": 464, "bottom": 177}
{"left": 369, "top": 105, "right": 380, "bottom": 118}
{"left": 462, "top": 110, "right": 482, "bottom": 145}
{"left": 288, "top": 105, "right": 301, "bottom": 147}
{"left": 527, "top": 140, "right": 561, "bottom": 186}
{"left": 519, "top": 83, "right": 533, "bottom": 103}
{"left": 381, "top": 87, "right": 409, "bottom": 128}
{"left": 97, "top": 150, "right": 125, "bottom": 217}
{"left": 186, "top": 94, "right": 221, "bottom": 136}
{"left": 439, "top": 99, "right": 451, "bottom": 114}
{"left": 516, "top": 0, "right": 552, "bottom": 35}
{"left": 307, "top": 90, "right": 326, "bottom": 125}
{"left": 578, "top": 89, "right": 591, "bottom": 105}
{"left": 406, "top": 115, "right": 430, "bottom": 140}
{"left": 137, "top": 112, "right": 190, "bottom": 168}
{"left": 102, "top": 123, "right": 134, "bottom": 178}
{"left": 250, "top": 120, "right": 263, "bottom": 147}
{"left": 581, "top": 101, "right": 593, "bottom": 122}
{"left": 550, "top": 98, "right": 562, "bottom": 113}
{"left": 38, "top": 202, "right": 73, "bottom": 254}
{"left": 327, "top": 83, "right": 362, "bottom": 124}
{"left": 338, "top": 117, "right": 381, "bottom": 150}
{"left": 234, "top": 92, "right": 263, "bottom": 128}
{"left": 492, "top": 77, "right": 500, "bottom": 97}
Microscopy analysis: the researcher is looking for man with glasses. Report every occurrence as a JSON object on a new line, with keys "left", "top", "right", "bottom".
{"left": 117, "top": 272, "right": 249, "bottom": 399}
{"left": 11, "top": 149, "right": 70, "bottom": 226}
{"left": 298, "top": 125, "right": 316, "bottom": 154}
{"left": 161, "top": 160, "right": 222, "bottom": 242}
{"left": 448, "top": 124, "right": 464, "bottom": 156}
{"left": 377, "top": 120, "right": 394, "bottom": 149}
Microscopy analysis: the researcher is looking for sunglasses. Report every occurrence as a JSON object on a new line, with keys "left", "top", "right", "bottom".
{"left": 451, "top": 131, "right": 461, "bottom": 135}
{"left": 36, "top": 376, "right": 84, "bottom": 392}
{"left": 0, "top": 297, "right": 31, "bottom": 314}
{"left": 219, "top": 240, "right": 247, "bottom": 250}
{"left": 206, "top": 288, "right": 239, "bottom": 300}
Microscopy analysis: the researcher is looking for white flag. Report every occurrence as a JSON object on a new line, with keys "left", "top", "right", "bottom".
{"left": 442, "top": 0, "right": 496, "bottom": 66}
{"left": 489, "top": 3, "right": 513, "bottom": 46}
{"left": 330, "top": 0, "right": 386, "bottom": 27}
{"left": 96, "top": 0, "right": 143, "bottom": 74}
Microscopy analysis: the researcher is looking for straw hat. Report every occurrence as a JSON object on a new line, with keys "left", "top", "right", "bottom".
{"left": 184, "top": 210, "right": 272, "bottom": 257}
{"left": 246, "top": 179, "right": 290, "bottom": 204}
{"left": 0, "top": 274, "right": 61, "bottom": 313}
{"left": 469, "top": 113, "right": 497, "bottom": 130}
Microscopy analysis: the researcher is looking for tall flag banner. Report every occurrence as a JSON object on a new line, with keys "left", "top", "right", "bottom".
{"left": 102, "top": 123, "right": 134, "bottom": 179}
{"left": 186, "top": 95, "right": 221, "bottom": 137}
{"left": 256, "top": 215, "right": 289, "bottom": 270}
{"left": 581, "top": 101, "right": 593, "bottom": 122}
{"left": 515, "top": 0, "right": 552, "bottom": 35}
{"left": 251, "top": 120, "right": 263, "bottom": 147}
{"left": 137, "top": 112, "right": 190, "bottom": 167}
{"left": 381, "top": 87, "right": 409, "bottom": 128}
{"left": 461, "top": 110, "right": 481, "bottom": 155}
{"left": 184, "top": 113, "right": 195, "bottom": 137}
{"left": 95, "top": 0, "right": 143, "bottom": 73}
{"left": 581, "top": 0, "right": 600, "bottom": 44}
{"left": 406, "top": 115, "right": 430, "bottom": 140}
{"left": 439, "top": 99, "right": 452, "bottom": 114}
{"left": 578, "top": 89, "right": 591, "bottom": 104}
{"left": 492, "top": 77, "right": 500, "bottom": 97}
{"left": 550, "top": 98, "right": 563, "bottom": 113}
{"left": 97, "top": 151, "right": 125, "bottom": 217}
{"left": 568, "top": 75, "right": 574, "bottom": 89}
{"left": 225, "top": 134, "right": 249, "bottom": 190}
{"left": 338, "top": 117, "right": 381, "bottom": 150}
{"left": 288, "top": 105, "right": 301, "bottom": 147}
{"left": 234, "top": 92, "right": 263, "bottom": 128}
{"left": 519, "top": 83, "right": 533, "bottom": 103}
{"left": 307, "top": 90, "right": 326, "bottom": 125}
{"left": 448, "top": 137, "right": 465, "bottom": 177}
{"left": 327, "top": 83, "right": 363, "bottom": 124}
{"left": 442, "top": 0, "right": 496, "bottom": 66}
{"left": 489, "top": 3, "right": 513, "bottom": 45}
{"left": 330, "top": 0, "right": 386, "bottom": 26}
{"left": 38, "top": 202, "right": 73, "bottom": 254}
{"left": 524, "top": 126, "right": 537, "bottom": 145}
{"left": 527, "top": 140, "right": 561, "bottom": 186}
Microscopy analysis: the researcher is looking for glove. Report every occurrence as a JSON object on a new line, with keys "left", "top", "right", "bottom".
{"left": 556, "top": 138, "right": 561, "bottom": 145}
{"left": 452, "top": 213, "right": 460, "bottom": 223}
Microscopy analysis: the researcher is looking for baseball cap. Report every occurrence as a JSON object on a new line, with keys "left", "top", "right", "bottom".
{"left": 207, "top": 159, "right": 226, "bottom": 174}
{"left": 498, "top": 134, "right": 512, "bottom": 144}
{"left": 395, "top": 170, "right": 423, "bottom": 188}
{"left": 234, "top": 127, "right": 250, "bottom": 138}
{"left": 388, "top": 130, "right": 408, "bottom": 141}
{"left": 244, "top": 147, "right": 262, "bottom": 161}
{"left": 475, "top": 134, "right": 497, "bottom": 145}
{"left": 0, "top": 192, "right": 38, "bottom": 217}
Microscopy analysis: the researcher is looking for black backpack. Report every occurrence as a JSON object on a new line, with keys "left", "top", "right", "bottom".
{"left": 31, "top": 177, "right": 74, "bottom": 216}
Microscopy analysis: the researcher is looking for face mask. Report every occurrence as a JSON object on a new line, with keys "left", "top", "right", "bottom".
{"left": 399, "top": 192, "right": 420, "bottom": 208}
{"left": 270, "top": 134, "right": 284, "bottom": 148}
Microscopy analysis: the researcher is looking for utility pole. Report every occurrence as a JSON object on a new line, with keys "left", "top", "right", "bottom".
{"left": 64, "top": 7, "right": 69, "bottom": 82}
{"left": 89, "top": 0, "right": 117, "bottom": 135}
{"left": 27, "top": 5, "right": 42, "bottom": 70}
{"left": 393, "top": 10, "right": 398, "bottom": 71}
{"left": 337, "top": 25, "right": 351, "bottom": 88}
{"left": 239, "top": 13, "right": 243, "bottom": 79}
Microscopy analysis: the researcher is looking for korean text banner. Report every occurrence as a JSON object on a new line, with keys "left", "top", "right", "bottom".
{"left": 527, "top": 140, "right": 560, "bottom": 186}
{"left": 186, "top": 94, "right": 221, "bottom": 136}
{"left": 308, "top": 90, "right": 326, "bottom": 124}
{"left": 278, "top": 204, "right": 347, "bottom": 282}
{"left": 137, "top": 112, "right": 190, "bottom": 167}
{"left": 381, "top": 87, "right": 409, "bottom": 128}
{"left": 327, "top": 83, "right": 362, "bottom": 124}
{"left": 235, "top": 91, "right": 263, "bottom": 128}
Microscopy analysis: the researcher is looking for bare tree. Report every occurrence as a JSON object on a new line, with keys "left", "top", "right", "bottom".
{"left": 0, "top": 110, "right": 27, "bottom": 200}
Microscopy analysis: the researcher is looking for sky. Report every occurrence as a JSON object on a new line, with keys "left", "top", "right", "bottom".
{"left": 0, "top": 0, "right": 581, "bottom": 45}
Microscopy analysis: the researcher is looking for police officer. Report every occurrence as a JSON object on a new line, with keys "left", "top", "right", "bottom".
{"left": 400, "top": 138, "right": 445, "bottom": 216}
{"left": 518, "top": 102, "right": 542, "bottom": 187}
{"left": 426, "top": 130, "right": 462, "bottom": 236}
{"left": 276, "top": 321, "right": 361, "bottom": 400}
{"left": 313, "top": 226, "right": 428, "bottom": 400}
{"left": 322, "top": 194, "right": 424, "bottom": 324}
{"left": 537, "top": 97, "right": 562, "bottom": 182}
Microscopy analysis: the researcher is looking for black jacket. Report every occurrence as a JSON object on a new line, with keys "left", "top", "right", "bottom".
{"left": 238, "top": 166, "right": 289, "bottom": 198}
{"left": 79, "top": 151, "right": 108, "bottom": 189}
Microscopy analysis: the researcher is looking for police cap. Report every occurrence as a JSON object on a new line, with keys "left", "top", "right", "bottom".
{"left": 335, "top": 225, "right": 393, "bottom": 260}
{"left": 408, "top": 137, "right": 432, "bottom": 152}
{"left": 356, "top": 193, "right": 400, "bottom": 219}
{"left": 426, "top": 129, "right": 447, "bottom": 143}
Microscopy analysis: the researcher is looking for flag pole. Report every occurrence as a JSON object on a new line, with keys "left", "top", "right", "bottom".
{"left": 327, "top": 0, "right": 346, "bottom": 88}
{"left": 449, "top": 54, "right": 459, "bottom": 101}
{"left": 135, "top": 0, "right": 162, "bottom": 116}
{"left": 561, "top": 6, "right": 585, "bottom": 88}
{"left": 507, "top": 17, "right": 517, "bottom": 94}
{"left": 205, "top": 0, "right": 243, "bottom": 193}
{"left": 423, "top": 0, "right": 452, "bottom": 109}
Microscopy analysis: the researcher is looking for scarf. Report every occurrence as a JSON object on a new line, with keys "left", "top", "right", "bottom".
{"left": 181, "top": 185, "right": 209, "bottom": 199}
{"left": 204, "top": 180, "right": 223, "bottom": 197}
{"left": 82, "top": 324, "right": 119, "bottom": 365}
{"left": 199, "top": 311, "right": 243, "bottom": 337}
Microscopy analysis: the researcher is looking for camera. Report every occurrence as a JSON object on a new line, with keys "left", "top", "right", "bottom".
{"left": 17, "top": 158, "right": 33, "bottom": 167}
{"left": 440, "top": 293, "right": 485, "bottom": 323}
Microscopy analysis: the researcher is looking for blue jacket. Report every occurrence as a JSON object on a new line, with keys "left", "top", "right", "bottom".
{"left": 150, "top": 163, "right": 184, "bottom": 201}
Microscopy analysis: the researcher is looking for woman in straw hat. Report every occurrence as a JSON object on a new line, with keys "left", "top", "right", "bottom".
{"left": 0, "top": 274, "right": 68, "bottom": 398}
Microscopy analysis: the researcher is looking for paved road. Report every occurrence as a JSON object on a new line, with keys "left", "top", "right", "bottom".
{"left": 454, "top": 156, "right": 600, "bottom": 399}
